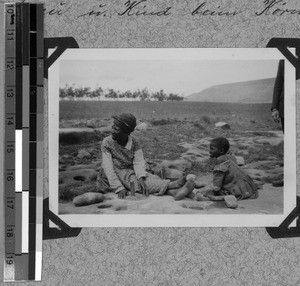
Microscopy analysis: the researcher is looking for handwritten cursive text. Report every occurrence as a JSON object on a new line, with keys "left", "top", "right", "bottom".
{"left": 118, "top": 0, "right": 172, "bottom": 16}
{"left": 42, "top": 0, "right": 300, "bottom": 20}
{"left": 256, "top": 0, "right": 300, "bottom": 16}
{"left": 192, "top": 2, "right": 241, "bottom": 16}
{"left": 44, "top": 2, "right": 71, "bottom": 16}
{"left": 78, "top": 4, "right": 108, "bottom": 17}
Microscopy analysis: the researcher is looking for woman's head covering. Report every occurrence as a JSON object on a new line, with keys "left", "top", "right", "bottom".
{"left": 112, "top": 113, "right": 137, "bottom": 134}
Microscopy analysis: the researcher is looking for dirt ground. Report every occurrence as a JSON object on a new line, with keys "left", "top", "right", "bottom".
{"left": 58, "top": 119, "right": 284, "bottom": 215}
{"left": 59, "top": 183, "right": 283, "bottom": 215}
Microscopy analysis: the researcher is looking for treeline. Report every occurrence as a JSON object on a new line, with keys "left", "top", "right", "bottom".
{"left": 59, "top": 85, "right": 184, "bottom": 101}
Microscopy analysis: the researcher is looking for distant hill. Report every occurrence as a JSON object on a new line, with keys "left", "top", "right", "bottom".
{"left": 186, "top": 78, "right": 275, "bottom": 103}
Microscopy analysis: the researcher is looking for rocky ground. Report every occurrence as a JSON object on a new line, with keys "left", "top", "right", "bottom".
{"left": 58, "top": 119, "right": 284, "bottom": 215}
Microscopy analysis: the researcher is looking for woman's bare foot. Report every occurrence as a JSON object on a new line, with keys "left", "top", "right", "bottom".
{"left": 168, "top": 174, "right": 186, "bottom": 189}
{"left": 186, "top": 192, "right": 195, "bottom": 199}
{"left": 165, "top": 188, "right": 178, "bottom": 197}
{"left": 174, "top": 180, "right": 194, "bottom": 201}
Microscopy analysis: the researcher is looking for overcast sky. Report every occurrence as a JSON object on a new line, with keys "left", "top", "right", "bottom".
{"left": 60, "top": 59, "right": 279, "bottom": 96}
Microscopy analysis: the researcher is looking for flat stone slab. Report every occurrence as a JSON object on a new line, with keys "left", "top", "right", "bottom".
{"left": 73, "top": 192, "right": 105, "bottom": 206}
{"left": 59, "top": 182, "right": 283, "bottom": 215}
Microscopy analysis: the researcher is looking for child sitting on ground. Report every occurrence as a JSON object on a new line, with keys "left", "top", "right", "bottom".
{"left": 203, "top": 137, "right": 258, "bottom": 208}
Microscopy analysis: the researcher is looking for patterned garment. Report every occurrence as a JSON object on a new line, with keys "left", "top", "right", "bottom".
{"left": 96, "top": 135, "right": 169, "bottom": 194}
{"left": 212, "top": 154, "right": 258, "bottom": 200}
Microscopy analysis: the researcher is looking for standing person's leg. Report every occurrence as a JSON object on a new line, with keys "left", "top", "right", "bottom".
{"left": 280, "top": 117, "right": 284, "bottom": 133}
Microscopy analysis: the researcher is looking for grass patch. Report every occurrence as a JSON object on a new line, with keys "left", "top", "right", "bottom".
{"left": 250, "top": 131, "right": 277, "bottom": 137}
{"left": 193, "top": 121, "right": 206, "bottom": 130}
{"left": 59, "top": 131, "right": 106, "bottom": 145}
{"left": 262, "top": 173, "right": 283, "bottom": 184}
{"left": 59, "top": 101, "right": 280, "bottom": 131}
{"left": 149, "top": 118, "right": 179, "bottom": 126}
{"left": 243, "top": 142, "right": 283, "bottom": 164}
{"left": 59, "top": 132, "right": 83, "bottom": 145}
{"left": 59, "top": 142, "right": 102, "bottom": 166}
{"left": 202, "top": 115, "right": 211, "bottom": 124}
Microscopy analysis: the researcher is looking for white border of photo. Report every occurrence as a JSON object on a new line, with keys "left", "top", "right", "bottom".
{"left": 48, "top": 48, "right": 296, "bottom": 227}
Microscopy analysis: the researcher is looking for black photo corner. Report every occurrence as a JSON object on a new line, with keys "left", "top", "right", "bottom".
{"left": 266, "top": 38, "right": 300, "bottom": 238}
{"left": 43, "top": 37, "right": 81, "bottom": 240}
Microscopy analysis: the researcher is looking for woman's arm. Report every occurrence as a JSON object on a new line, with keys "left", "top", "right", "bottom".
{"left": 133, "top": 148, "right": 149, "bottom": 195}
{"left": 102, "top": 150, "right": 125, "bottom": 194}
{"left": 133, "top": 149, "right": 147, "bottom": 179}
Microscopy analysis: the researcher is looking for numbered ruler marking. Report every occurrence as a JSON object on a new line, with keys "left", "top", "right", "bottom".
{"left": 4, "top": 2, "right": 16, "bottom": 282}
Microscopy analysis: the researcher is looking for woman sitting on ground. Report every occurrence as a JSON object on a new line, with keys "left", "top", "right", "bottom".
{"left": 96, "top": 113, "right": 194, "bottom": 200}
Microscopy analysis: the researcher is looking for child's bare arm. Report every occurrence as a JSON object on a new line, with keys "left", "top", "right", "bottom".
{"left": 212, "top": 170, "right": 225, "bottom": 194}
{"left": 206, "top": 193, "right": 226, "bottom": 201}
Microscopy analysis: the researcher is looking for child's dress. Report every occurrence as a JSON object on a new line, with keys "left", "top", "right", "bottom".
{"left": 213, "top": 154, "right": 258, "bottom": 200}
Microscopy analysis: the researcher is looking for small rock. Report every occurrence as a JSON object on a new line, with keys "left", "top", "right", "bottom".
{"left": 136, "top": 122, "right": 148, "bottom": 130}
{"left": 73, "top": 192, "right": 104, "bottom": 206}
{"left": 215, "top": 122, "right": 230, "bottom": 130}
{"left": 77, "top": 150, "right": 91, "bottom": 160}
{"left": 235, "top": 156, "right": 245, "bottom": 166}
{"left": 86, "top": 119, "right": 96, "bottom": 129}
{"left": 186, "top": 174, "right": 196, "bottom": 181}
{"left": 224, "top": 195, "right": 238, "bottom": 209}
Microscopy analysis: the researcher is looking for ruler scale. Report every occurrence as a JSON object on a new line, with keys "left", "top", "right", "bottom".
{"left": 4, "top": 3, "right": 16, "bottom": 281}
{"left": 3, "top": 2, "right": 44, "bottom": 281}
{"left": 14, "top": 3, "right": 22, "bottom": 268}
{"left": 15, "top": 2, "right": 25, "bottom": 280}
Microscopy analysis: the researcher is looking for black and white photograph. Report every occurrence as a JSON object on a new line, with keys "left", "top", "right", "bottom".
{"left": 48, "top": 48, "right": 296, "bottom": 227}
